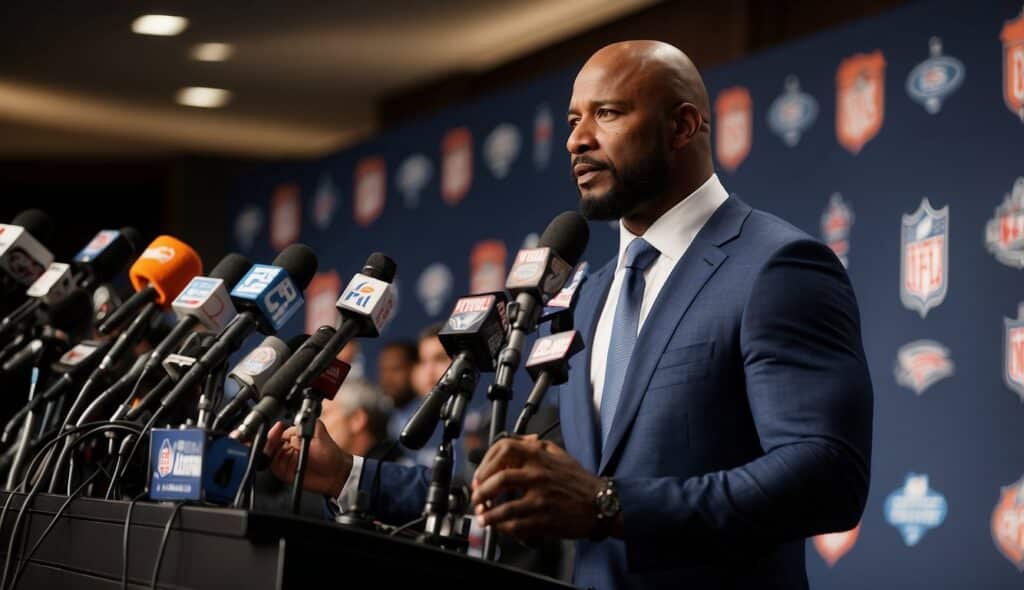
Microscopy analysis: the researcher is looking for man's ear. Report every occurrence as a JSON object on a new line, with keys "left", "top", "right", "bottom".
{"left": 349, "top": 409, "right": 369, "bottom": 434}
{"left": 670, "top": 102, "right": 703, "bottom": 150}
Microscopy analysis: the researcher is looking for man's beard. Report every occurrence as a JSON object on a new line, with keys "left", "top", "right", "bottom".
{"left": 575, "top": 149, "right": 670, "bottom": 221}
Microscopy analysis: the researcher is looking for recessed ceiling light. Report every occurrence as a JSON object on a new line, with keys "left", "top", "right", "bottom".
{"left": 175, "top": 87, "right": 232, "bottom": 108}
{"left": 132, "top": 14, "right": 189, "bottom": 37}
{"left": 190, "top": 43, "right": 235, "bottom": 62}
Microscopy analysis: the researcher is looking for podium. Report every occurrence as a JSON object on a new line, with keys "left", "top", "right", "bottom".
{"left": 0, "top": 492, "right": 576, "bottom": 589}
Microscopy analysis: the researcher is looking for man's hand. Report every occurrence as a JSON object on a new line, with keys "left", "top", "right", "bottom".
{"left": 263, "top": 419, "right": 353, "bottom": 498}
{"left": 471, "top": 435, "right": 613, "bottom": 540}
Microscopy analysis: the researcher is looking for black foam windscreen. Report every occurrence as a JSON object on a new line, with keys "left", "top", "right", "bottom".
{"left": 272, "top": 243, "right": 318, "bottom": 290}
{"left": 119, "top": 226, "right": 144, "bottom": 256}
{"left": 208, "top": 253, "right": 252, "bottom": 289}
{"left": 11, "top": 209, "right": 54, "bottom": 245}
{"left": 538, "top": 211, "right": 590, "bottom": 266}
{"left": 362, "top": 252, "right": 397, "bottom": 282}
{"left": 286, "top": 333, "right": 310, "bottom": 352}
{"left": 48, "top": 289, "right": 93, "bottom": 335}
{"left": 260, "top": 326, "right": 334, "bottom": 401}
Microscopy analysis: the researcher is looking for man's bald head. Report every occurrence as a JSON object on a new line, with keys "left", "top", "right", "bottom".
{"left": 567, "top": 40, "right": 715, "bottom": 231}
{"left": 581, "top": 40, "right": 710, "bottom": 125}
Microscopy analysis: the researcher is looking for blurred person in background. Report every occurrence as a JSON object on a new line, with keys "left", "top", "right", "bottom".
{"left": 375, "top": 340, "right": 419, "bottom": 442}
{"left": 319, "top": 377, "right": 401, "bottom": 462}
{"left": 407, "top": 322, "right": 450, "bottom": 469}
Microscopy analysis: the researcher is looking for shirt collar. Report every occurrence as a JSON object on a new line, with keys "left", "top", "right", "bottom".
{"left": 616, "top": 173, "right": 730, "bottom": 269}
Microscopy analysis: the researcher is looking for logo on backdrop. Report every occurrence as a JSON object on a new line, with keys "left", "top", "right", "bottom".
{"left": 821, "top": 193, "right": 854, "bottom": 268}
{"left": 992, "top": 475, "right": 1024, "bottom": 571}
{"left": 714, "top": 86, "right": 752, "bottom": 172}
{"left": 417, "top": 262, "right": 453, "bottom": 317}
{"left": 906, "top": 37, "right": 965, "bottom": 114}
{"left": 442, "top": 127, "right": 473, "bottom": 205}
{"left": 396, "top": 154, "right": 433, "bottom": 209}
{"left": 235, "top": 205, "right": 264, "bottom": 252}
{"left": 484, "top": 123, "right": 522, "bottom": 179}
{"left": 985, "top": 177, "right": 1024, "bottom": 268}
{"left": 884, "top": 473, "right": 948, "bottom": 546}
{"left": 895, "top": 340, "right": 954, "bottom": 395}
{"left": 270, "top": 183, "right": 301, "bottom": 251}
{"left": 813, "top": 522, "right": 860, "bottom": 567}
{"left": 1004, "top": 303, "right": 1024, "bottom": 401}
{"left": 836, "top": 51, "right": 886, "bottom": 154}
{"left": 305, "top": 271, "right": 341, "bottom": 334}
{"left": 469, "top": 239, "right": 507, "bottom": 294}
{"left": 768, "top": 76, "right": 818, "bottom": 147}
{"left": 900, "top": 198, "right": 949, "bottom": 318}
{"left": 1001, "top": 8, "right": 1024, "bottom": 121}
{"left": 534, "top": 104, "right": 553, "bottom": 170}
{"left": 311, "top": 172, "right": 338, "bottom": 230}
{"left": 354, "top": 157, "right": 386, "bottom": 228}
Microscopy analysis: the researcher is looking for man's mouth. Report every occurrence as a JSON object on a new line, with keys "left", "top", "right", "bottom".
{"left": 574, "top": 163, "right": 606, "bottom": 184}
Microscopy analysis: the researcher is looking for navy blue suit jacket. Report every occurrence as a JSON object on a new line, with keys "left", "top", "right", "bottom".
{"left": 361, "top": 196, "right": 873, "bottom": 589}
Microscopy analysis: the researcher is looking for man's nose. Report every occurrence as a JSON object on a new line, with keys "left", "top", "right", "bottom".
{"left": 567, "top": 118, "right": 596, "bottom": 154}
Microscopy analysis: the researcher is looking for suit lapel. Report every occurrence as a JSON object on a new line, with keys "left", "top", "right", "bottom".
{"left": 562, "top": 259, "right": 613, "bottom": 474}
{"left": 597, "top": 196, "right": 751, "bottom": 474}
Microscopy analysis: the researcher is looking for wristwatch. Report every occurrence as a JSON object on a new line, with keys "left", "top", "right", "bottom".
{"left": 591, "top": 477, "right": 620, "bottom": 541}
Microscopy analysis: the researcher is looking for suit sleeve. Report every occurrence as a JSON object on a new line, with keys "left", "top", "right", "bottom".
{"left": 614, "top": 238, "right": 873, "bottom": 571}
{"left": 359, "top": 458, "right": 432, "bottom": 526}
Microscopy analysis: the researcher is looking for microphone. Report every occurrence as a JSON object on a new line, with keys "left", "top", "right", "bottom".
{"left": 513, "top": 330, "right": 584, "bottom": 434}
{"left": 0, "top": 210, "right": 55, "bottom": 291}
{"left": 97, "top": 235, "right": 204, "bottom": 334}
{"left": 231, "top": 326, "right": 335, "bottom": 443}
{"left": 156, "top": 244, "right": 317, "bottom": 422}
{"left": 0, "top": 289, "right": 94, "bottom": 376}
{"left": 288, "top": 253, "right": 397, "bottom": 402}
{"left": 540, "top": 261, "right": 589, "bottom": 332}
{"left": 140, "top": 253, "right": 252, "bottom": 380}
{"left": 210, "top": 335, "right": 298, "bottom": 431}
{"left": 71, "top": 227, "right": 144, "bottom": 289}
{"left": 490, "top": 211, "right": 589, "bottom": 395}
{"left": 400, "top": 292, "right": 509, "bottom": 451}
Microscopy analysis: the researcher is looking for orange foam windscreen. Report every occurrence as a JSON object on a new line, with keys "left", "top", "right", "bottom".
{"left": 128, "top": 235, "right": 203, "bottom": 306}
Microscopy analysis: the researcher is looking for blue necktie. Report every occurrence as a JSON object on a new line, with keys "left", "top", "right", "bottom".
{"left": 600, "top": 237, "right": 660, "bottom": 444}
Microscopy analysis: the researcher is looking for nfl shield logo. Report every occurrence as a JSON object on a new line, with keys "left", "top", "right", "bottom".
{"left": 1004, "top": 305, "right": 1024, "bottom": 400}
{"left": 157, "top": 439, "right": 174, "bottom": 478}
{"left": 353, "top": 157, "right": 386, "bottom": 228}
{"left": 821, "top": 193, "right": 854, "bottom": 268}
{"left": 900, "top": 198, "right": 949, "bottom": 318}
{"left": 714, "top": 86, "right": 752, "bottom": 172}
{"left": 441, "top": 127, "right": 473, "bottom": 206}
{"left": 311, "top": 172, "right": 338, "bottom": 230}
{"left": 985, "top": 177, "right": 1024, "bottom": 268}
{"left": 533, "top": 104, "right": 553, "bottom": 170}
{"left": 469, "top": 240, "right": 507, "bottom": 294}
{"left": 768, "top": 76, "right": 818, "bottom": 147}
{"left": 1001, "top": 9, "right": 1024, "bottom": 121}
{"left": 305, "top": 271, "right": 341, "bottom": 334}
{"left": 269, "top": 183, "right": 301, "bottom": 252}
{"left": 836, "top": 51, "right": 886, "bottom": 154}
{"left": 992, "top": 476, "right": 1024, "bottom": 570}
{"left": 906, "top": 37, "right": 965, "bottom": 114}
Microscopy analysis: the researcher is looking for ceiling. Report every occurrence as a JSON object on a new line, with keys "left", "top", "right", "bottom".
{"left": 0, "top": 0, "right": 656, "bottom": 159}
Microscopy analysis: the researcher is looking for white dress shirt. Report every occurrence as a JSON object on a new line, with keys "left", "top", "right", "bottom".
{"left": 337, "top": 174, "right": 729, "bottom": 509}
{"left": 590, "top": 174, "right": 729, "bottom": 412}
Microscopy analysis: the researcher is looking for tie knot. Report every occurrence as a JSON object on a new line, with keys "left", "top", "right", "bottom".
{"left": 623, "top": 238, "right": 659, "bottom": 271}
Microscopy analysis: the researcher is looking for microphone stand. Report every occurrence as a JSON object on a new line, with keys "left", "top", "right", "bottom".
{"left": 289, "top": 386, "right": 323, "bottom": 515}
{"left": 418, "top": 356, "right": 479, "bottom": 552}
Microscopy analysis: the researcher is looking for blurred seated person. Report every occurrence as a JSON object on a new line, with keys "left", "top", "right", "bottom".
{"left": 375, "top": 340, "right": 419, "bottom": 443}
{"left": 319, "top": 377, "right": 401, "bottom": 462}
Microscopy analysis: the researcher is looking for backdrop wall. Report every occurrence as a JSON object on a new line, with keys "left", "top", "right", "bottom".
{"left": 229, "top": 0, "right": 1024, "bottom": 586}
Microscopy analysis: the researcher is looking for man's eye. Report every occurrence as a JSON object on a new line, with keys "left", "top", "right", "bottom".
{"left": 596, "top": 108, "right": 617, "bottom": 118}
{"left": 567, "top": 118, "right": 579, "bottom": 128}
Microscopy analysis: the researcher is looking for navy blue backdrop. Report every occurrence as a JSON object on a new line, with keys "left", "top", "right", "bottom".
{"left": 229, "top": 0, "right": 1024, "bottom": 586}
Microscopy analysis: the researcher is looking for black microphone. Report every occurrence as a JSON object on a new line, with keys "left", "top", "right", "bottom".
{"left": 141, "top": 253, "right": 252, "bottom": 381}
{"left": 288, "top": 253, "right": 397, "bottom": 402}
{"left": 400, "top": 292, "right": 509, "bottom": 450}
{"left": 0, "top": 210, "right": 55, "bottom": 298}
{"left": 71, "top": 227, "right": 143, "bottom": 290}
{"left": 156, "top": 244, "right": 317, "bottom": 422}
{"left": 211, "top": 334, "right": 302, "bottom": 431}
{"left": 0, "top": 288, "right": 94, "bottom": 376}
{"left": 513, "top": 330, "right": 584, "bottom": 434}
{"left": 231, "top": 326, "right": 336, "bottom": 443}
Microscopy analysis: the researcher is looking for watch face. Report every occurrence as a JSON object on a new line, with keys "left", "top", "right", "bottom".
{"left": 598, "top": 489, "right": 620, "bottom": 517}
